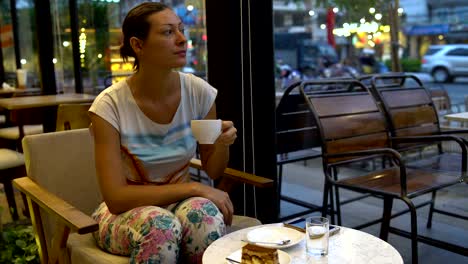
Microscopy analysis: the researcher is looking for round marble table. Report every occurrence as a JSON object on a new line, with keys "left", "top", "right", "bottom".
{"left": 202, "top": 223, "right": 403, "bottom": 264}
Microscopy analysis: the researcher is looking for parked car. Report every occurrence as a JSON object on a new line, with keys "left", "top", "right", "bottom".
{"left": 421, "top": 44, "right": 468, "bottom": 83}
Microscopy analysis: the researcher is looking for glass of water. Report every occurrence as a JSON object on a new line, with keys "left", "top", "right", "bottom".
{"left": 305, "top": 216, "right": 329, "bottom": 256}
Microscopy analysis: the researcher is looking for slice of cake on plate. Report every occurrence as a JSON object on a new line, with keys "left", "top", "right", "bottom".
{"left": 241, "top": 244, "right": 280, "bottom": 264}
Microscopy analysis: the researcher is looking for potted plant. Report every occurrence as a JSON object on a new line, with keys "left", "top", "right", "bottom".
{"left": 0, "top": 206, "right": 39, "bottom": 264}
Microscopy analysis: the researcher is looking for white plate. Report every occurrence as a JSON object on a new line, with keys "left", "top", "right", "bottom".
{"left": 225, "top": 249, "right": 291, "bottom": 264}
{"left": 246, "top": 225, "right": 305, "bottom": 249}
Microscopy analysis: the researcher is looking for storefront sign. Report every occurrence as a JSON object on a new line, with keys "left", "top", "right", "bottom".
{"left": 0, "top": 24, "right": 13, "bottom": 48}
{"left": 404, "top": 24, "right": 449, "bottom": 36}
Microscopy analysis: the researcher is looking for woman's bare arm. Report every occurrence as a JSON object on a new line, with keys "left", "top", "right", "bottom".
{"left": 198, "top": 103, "right": 237, "bottom": 180}
{"left": 90, "top": 113, "right": 230, "bottom": 216}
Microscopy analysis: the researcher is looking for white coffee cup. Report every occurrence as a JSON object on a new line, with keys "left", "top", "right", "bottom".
{"left": 16, "top": 69, "right": 27, "bottom": 89}
{"left": 191, "top": 119, "right": 222, "bottom": 144}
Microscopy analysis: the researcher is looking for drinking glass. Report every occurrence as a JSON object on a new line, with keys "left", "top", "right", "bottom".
{"left": 305, "top": 216, "right": 329, "bottom": 256}
{"left": 16, "top": 69, "right": 27, "bottom": 89}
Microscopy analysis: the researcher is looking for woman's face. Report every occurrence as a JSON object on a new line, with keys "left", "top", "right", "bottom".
{"left": 138, "top": 9, "right": 187, "bottom": 69}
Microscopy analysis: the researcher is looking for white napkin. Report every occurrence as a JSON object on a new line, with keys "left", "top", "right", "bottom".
{"left": 2, "top": 83, "right": 15, "bottom": 90}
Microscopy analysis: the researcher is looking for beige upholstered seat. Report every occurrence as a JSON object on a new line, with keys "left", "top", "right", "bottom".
{"left": 14, "top": 129, "right": 270, "bottom": 263}
{"left": 0, "top": 148, "right": 24, "bottom": 168}
{"left": 0, "top": 148, "right": 26, "bottom": 221}
{"left": 0, "top": 125, "right": 43, "bottom": 140}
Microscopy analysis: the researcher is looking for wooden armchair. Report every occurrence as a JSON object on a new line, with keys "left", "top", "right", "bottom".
{"left": 13, "top": 128, "right": 272, "bottom": 264}
{"left": 302, "top": 83, "right": 467, "bottom": 264}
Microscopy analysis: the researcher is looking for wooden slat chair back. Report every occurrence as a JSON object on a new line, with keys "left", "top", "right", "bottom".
{"left": 276, "top": 82, "right": 321, "bottom": 160}
{"left": 304, "top": 81, "right": 467, "bottom": 264}
{"left": 427, "top": 84, "right": 463, "bottom": 128}
{"left": 369, "top": 73, "right": 468, "bottom": 170}
{"left": 367, "top": 74, "right": 439, "bottom": 151}
{"left": 429, "top": 87, "right": 452, "bottom": 115}
{"left": 275, "top": 79, "right": 365, "bottom": 221}
{"left": 304, "top": 82, "right": 390, "bottom": 165}
{"left": 276, "top": 79, "right": 367, "bottom": 161}
{"left": 15, "top": 129, "right": 271, "bottom": 264}
{"left": 55, "top": 103, "right": 92, "bottom": 131}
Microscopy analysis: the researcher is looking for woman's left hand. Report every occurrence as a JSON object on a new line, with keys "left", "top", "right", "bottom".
{"left": 215, "top": 121, "right": 237, "bottom": 147}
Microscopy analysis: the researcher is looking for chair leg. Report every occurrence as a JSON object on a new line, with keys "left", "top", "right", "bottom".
{"left": 402, "top": 197, "right": 419, "bottom": 264}
{"left": 279, "top": 164, "right": 283, "bottom": 193}
{"left": 321, "top": 181, "right": 330, "bottom": 218}
{"left": 426, "top": 191, "right": 437, "bottom": 228}
{"left": 2, "top": 180, "right": 19, "bottom": 221}
{"left": 379, "top": 196, "right": 393, "bottom": 241}
{"left": 329, "top": 183, "right": 336, "bottom": 225}
{"left": 21, "top": 192, "right": 30, "bottom": 218}
{"left": 332, "top": 167, "right": 342, "bottom": 226}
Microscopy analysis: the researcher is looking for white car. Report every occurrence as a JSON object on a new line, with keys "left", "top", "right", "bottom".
{"left": 421, "top": 44, "right": 468, "bottom": 83}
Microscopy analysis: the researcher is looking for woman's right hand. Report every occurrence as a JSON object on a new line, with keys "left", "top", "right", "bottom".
{"left": 194, "top": 182, "right": 234, "bottom": 226}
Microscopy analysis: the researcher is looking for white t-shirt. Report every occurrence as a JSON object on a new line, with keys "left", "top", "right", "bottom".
{"left": 89, "top": 72, "right": 217, "bottom": 184}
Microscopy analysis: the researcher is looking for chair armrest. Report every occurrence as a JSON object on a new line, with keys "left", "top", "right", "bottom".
{"left": 326, "top": 148, "right": 404, "bottom": 164}
{"left": 439, "top": 129, "right": 468, "bottom": 135}
{"left": 392, "top": 135, "right": 468, "bottom": 154}
{"left": 13, "top": 177, "right": 98, "bottom": 234}
{"left": 189, "top": 159, "right": 273, "bottom": 188}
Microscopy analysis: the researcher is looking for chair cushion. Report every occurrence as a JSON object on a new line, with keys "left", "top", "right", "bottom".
{"left": 0, "top": 148, "right": 24, "bottom": 169}
{"left": 0, "top": 125, "right": 43, "bottom": 140}
{"left": 67, "top": 215, "right": 261, "bottom": 263}
{"left": 68, "top": 234, "right": 127, "bottom": 264}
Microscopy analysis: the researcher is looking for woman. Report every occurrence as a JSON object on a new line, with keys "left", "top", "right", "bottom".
{"left": 88, "top": 2, "right": 237, "bottom": 263}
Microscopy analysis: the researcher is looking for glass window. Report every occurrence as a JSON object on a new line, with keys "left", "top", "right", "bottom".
{"left": 16, "top": 0, "right": 40, "bottom": 88}
{"left": 425, "top": 47, "right": 442, "bottom": 55}
{"left": 50, "top": 0, "right": 208, "bottom": 94}
{"left": 446, "top": 48, "right": 468, "bottom": 57}
{"left": 0, "top": 0, "right": 39, "bottom": 87}
{"left": 50, "top": 0, "right": 73, "bottom": 93}
{"left": 0, "top": 1, "right": 17, "bottom": 83}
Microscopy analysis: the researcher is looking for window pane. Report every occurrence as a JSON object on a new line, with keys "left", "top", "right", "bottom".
{"left": 14, "top": 0, "right": 39, "bottom": 88}
{"left": 0, "top": 1, "right": 17, "bottom": 83}
{"left": 51, "top": 0, "right": 208, "bottom": 94}
{"left": 425, "top": 47, "right": 441, "bottom": 55}
{"left": 1, "top": 1, "right": 41, "bottom": 88}
{"left": 51, "top": 0, "right": 73, "bottom": 93}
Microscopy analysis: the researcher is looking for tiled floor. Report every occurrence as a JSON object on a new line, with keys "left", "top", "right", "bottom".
{"left": 279, "top": 158, "right": 468, "bottom": 264}
{"left": 0, "top": 187, "right": 27, "bottom": 225}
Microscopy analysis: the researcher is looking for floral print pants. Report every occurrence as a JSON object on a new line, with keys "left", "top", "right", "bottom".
{"left": 92, "top": 197, "right": 226, "bottom": 264}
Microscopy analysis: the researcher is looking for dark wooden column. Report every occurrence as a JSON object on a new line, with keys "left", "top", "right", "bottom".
{"left": 69, "top": 0, "right": 83, "bottom": 93}
{"left": 9, "top": 0, "right": 21, "bottom": 70}
{"left": 206, "top": 0, "right": 278, "bottom": 223}
{"left": 34, "top": 0, "right": 56, "bottom": 94}
{"left": 0, "top": 21, "right": 5, "bottom": 85}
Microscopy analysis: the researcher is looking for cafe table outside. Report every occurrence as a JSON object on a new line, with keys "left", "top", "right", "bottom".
{"left": 202, "top": 223, "right": 403, "bottom": 264}
{"left": 444, "top": 112, "right": 468, "bottom": 128}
